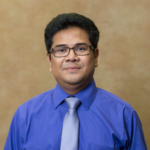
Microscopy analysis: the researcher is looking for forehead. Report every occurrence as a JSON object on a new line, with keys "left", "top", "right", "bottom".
{"left": 51, "top": 27, "right": 91, "bottom": 47}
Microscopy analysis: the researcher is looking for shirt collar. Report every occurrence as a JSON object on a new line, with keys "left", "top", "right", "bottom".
{"left": 53, "top": 79, "right": 97, "bottom": 111}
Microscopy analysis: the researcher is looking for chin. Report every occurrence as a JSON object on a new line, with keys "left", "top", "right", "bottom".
{"left": 63, "top": 78, "right": 83, "bottom": 85}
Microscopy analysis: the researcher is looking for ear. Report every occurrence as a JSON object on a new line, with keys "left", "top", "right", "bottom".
{"left": 47, "top": 54, "right": 52, "bottom": 72}
{"left": 94, "top": 48, "right": 99, "bottom": 67}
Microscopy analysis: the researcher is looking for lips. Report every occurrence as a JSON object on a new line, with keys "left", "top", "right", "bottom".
{"left": 64, "top": 66, "right": 81, "bottom": 71}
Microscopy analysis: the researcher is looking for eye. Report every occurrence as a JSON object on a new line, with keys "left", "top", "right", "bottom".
{"left": 76, "top": 46, "right": 87, "bottom": 51}
{"left": 54, "top": 47, "right": 67, "bottom": 53}
{"left": 78, "top": 47, "right": 85, "bottom": 51}
{"left": 57, "top": 49, "right": 66, "bottom": 52}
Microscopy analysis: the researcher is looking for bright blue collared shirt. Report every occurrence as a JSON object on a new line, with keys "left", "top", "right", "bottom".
{"left": 4, "top": 79, "right": 147, "bottom": 150}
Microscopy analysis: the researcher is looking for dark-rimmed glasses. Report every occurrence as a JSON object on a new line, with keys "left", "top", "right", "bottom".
{"left": 49, "top": 44, "right": 94, "bottom": 57}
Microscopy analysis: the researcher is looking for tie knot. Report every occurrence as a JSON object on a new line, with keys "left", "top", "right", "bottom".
{"left": 65, "top": 97, "right": 81, "bottom": 109}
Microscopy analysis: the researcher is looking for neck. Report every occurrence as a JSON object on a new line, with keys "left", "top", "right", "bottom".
{"left": 58, "top": 79, "right": 93, "bottom": 95}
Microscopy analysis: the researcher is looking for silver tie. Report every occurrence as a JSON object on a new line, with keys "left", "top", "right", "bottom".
{"left": 60, "top": 97, "right": 81, "bottom": 150}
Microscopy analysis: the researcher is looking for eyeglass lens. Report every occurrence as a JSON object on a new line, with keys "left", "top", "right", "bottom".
{"left": 52, "top": 45, "right": 91, "bottom": 57}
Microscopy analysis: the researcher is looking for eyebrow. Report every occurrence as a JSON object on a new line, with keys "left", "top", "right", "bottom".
{"left": 54, "top": 43, "right": 88, "bottom": 48}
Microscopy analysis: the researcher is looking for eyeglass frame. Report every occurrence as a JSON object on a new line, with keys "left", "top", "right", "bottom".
{"left": 48, "top": 44, "right": 95, "bottom": 57}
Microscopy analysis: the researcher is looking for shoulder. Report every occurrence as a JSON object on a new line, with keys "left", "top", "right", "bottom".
{"left": 93, "top": 88, "right": 142, "bottom": 132}
{"left": 93, "top": 88, "right": 147, "bottom": 149}
{"left": 96, "top": 88, "right": 132, "bottom": 107}
{"left": 94, "top": 87, "right": 135, "bottom": 117}
{"left": 16, "top": 88, "right": 55, "bottom": 118}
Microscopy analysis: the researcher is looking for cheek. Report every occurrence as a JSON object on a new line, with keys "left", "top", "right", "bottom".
{"left": 81, "top": 56, "right": 95, "bottom": 74}
{"left": 52, "top": 58, "right": 65, "bottom": 76}
{"left": 51, "top": 59, "right": 60, "bottom": 72}
{"left": 84, "top": 55, "right": 95, "bottom": 67}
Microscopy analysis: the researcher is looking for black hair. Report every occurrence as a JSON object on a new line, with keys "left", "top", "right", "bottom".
{"left": 44, "top": 13, "right": 100, "bottom": 54}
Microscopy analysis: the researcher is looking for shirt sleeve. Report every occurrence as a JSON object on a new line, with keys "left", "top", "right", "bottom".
{"left": 125, "top": 109, "right": 147, "bottom": 150}
{"left": 4, "top": 109, "right": 23, "bottom": 150}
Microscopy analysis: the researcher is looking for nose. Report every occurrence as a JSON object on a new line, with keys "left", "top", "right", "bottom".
{"left": 65, "top": 49, "right": 79, "bottom": 62}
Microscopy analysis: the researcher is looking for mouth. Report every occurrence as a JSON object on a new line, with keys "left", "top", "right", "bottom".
{"left": 64, "top": 66, "right": 81, "bottom": 72}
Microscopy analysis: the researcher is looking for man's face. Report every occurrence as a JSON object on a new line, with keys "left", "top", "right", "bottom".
{"left": 47, "top": 27, "right": 99, "bottom": 92}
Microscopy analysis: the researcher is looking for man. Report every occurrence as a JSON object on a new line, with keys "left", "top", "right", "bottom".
{"left": 4, "top": 13, "right": 147, "bottom": 150}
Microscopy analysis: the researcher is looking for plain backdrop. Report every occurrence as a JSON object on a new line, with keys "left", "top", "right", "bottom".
{"left": 0, "top": 0, "right": 150, "bottom": 149}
